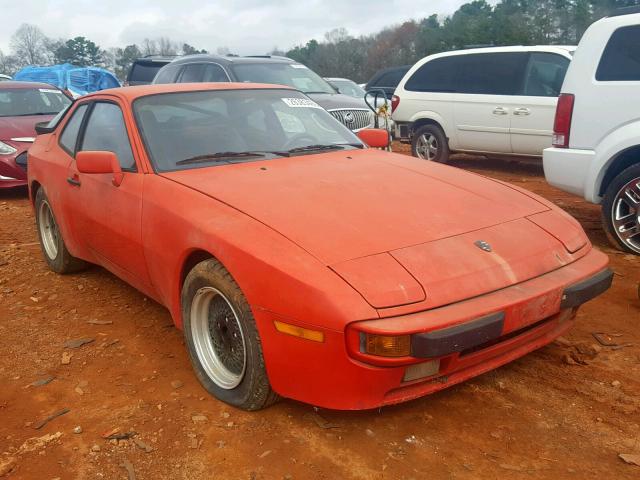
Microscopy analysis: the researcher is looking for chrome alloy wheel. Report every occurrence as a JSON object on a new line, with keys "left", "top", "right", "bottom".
{"left": 38, "top": 200, "right": 59, "bottom": 260}
{"left": 190, "top": 287, "right": 247, "bottom": 389}
{"left": 611, "top": 176, "right": 640, "bottom": 253}
{"left": 415, "top": 133, "right": 438, "bottom": 160}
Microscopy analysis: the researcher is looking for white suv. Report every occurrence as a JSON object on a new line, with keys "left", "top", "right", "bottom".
{"left": 544, "top": 9, "right": 640, "bottom": 254}
{"left": 392, "top": 46, "right": 575, "bottom": 163}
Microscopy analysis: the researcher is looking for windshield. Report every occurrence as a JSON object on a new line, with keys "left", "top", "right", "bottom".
{"left": 0, "top": 87, "right": 71, "bottom": 117}
{"left": 329, "top": 80, "right": 366, "bottom": 98}
{"left": 231, "top": 63, "right": 336, "bottom": 94}
{"left": 134, "top": 89, "right": 363, "bottom": 172}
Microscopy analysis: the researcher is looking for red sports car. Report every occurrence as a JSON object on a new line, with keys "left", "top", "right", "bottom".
{"left": 28, "top": 83, "right": 612, "bottom": 410}
{"left": 0, "top": 81, "right": 71, "bottom": 188}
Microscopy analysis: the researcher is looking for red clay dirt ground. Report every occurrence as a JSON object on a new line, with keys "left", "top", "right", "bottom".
{"left": 1, "top": 146, "right": 639, "bottom": 480}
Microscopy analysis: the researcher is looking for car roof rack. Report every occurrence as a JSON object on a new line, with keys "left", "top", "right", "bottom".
{"left": 244, "top": 55, "right": 294, "bottom": 62}
{"left": 609, "top": 5, "right": 640, "bottom": 17}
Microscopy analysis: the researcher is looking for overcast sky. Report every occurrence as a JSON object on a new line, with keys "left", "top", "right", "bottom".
{"left": 0, "top": 0, "right": 486, "bottom": 55}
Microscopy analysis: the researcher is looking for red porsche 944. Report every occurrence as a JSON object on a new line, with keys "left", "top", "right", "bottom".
{"left": 28, "top": 83, "right": 612, "bottom": 410}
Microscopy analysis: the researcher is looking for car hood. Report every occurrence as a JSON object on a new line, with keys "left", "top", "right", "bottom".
{"left": 162, "top": 149, "right": 556, "bottom": 264}
{"left": 306, "top": 92, "right": 369, "bottom": 111}
{"left": 0, "top": 115, "right": 54, "bottom": 140}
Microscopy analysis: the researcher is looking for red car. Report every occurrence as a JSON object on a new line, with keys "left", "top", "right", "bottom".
{"left": 28, "top": 83, "right": 612, "bottom": 410}
{"left": 0, "top": 82, "right": 72, "bottom": 188}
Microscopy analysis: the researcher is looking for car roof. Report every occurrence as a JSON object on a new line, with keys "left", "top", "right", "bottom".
{"left": 166, "top": 54, "right": 297, "bottom": 67}
{"left": 133, "top": 56, "right": 178, "bottom": 64}
{"left": 82, "top": 82, "right": 295, "bottom": 102}
{"left": 324, "top": 77, "right": 356, "bottom": 83}
{"left": 425, "top": 45, "right": 577, "bottom": 60}
{"left": 0, "top": 81, "right": 62, "bottom": 90}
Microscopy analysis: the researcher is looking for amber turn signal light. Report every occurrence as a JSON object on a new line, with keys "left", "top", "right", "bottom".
{"left": 274, "top": 321, "right": 324, "bottom": 342}
{"left": 364, "top": 333, "right": 411, "bottom": 357}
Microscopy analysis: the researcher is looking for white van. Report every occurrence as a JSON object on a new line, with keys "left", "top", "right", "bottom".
{"left": 392, "top": 46, "right": 575, "bottom": 162}
{"left": 544, "top": 9, "right": 640, "bottom": 254}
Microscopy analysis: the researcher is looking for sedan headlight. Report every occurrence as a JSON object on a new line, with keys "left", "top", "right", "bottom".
{"left": 0, "top": 141, "right": 17, "bottom": 155}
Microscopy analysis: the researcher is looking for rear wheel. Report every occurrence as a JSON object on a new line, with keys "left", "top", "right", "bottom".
{"left": 411, "top": 124, "right": 450, "bottom": 163}
{"left": 602, "top": 163, "right": 640, "bottom": 254}
{"left": 182, "top": 259, "right": 278, "bottom": 410}
{"left": 34, "top": 188, "right": 87, "bottom": 273}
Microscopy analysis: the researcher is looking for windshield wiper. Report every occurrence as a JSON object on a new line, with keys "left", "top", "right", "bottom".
{"left": 14, "top": 112, "right": 58, "bottom": 117}
{"left": 176, "top": 151, "right": 267, "bottom": 165}
{"left": 283, "top": 144, "right": 346, "bottom": 154}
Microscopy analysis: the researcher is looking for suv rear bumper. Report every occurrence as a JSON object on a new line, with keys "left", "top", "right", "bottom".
{"left": 543, "top": 147, "right": 599, "bottom": 203}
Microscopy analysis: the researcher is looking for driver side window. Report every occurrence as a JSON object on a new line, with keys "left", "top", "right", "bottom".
{"left": 80, "top": 103, "right": 136, "bottom": 171}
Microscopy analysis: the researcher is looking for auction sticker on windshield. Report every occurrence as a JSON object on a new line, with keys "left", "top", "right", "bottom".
{"left": 282, "top": 98, "right": 323, "bottom": 109}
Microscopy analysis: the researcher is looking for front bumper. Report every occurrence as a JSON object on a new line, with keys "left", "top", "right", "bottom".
{"left": 543, "top": 147, "right": 597, "bottom": 202}
{"left": 257, "top": 247, "right": 610, "bottom": 410}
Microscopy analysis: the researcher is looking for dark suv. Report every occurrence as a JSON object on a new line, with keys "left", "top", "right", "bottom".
{"left": 127, "top": 56, "right": 177, "bottom": 86}
{"left": 153, "top": 54, "right": 374, "bottom": 132}
{"left": 365, "top": 65, "right": 411, "bottom": 100}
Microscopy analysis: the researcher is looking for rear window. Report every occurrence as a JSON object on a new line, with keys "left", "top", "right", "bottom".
{"left": 128, "top": 62, "right": 167, "bottom": 83}
{"left": 596, "top": 25, "right": 640, "bottom": 81}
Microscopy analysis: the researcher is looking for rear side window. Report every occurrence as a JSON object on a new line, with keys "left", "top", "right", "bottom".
{"left": 80, "top": 103, "right": 136, "bottom": 170}
{"left": 153, "top": 65, "right": 180, "bottom": 84}
{"left": 596, "top": 25, "right": 640, "bottom": 81}
{"left": 179, "top": 64, "right": 206, "bottom": 83}
{"left": 457, "top": 53, "right": 528, "bottom": 95}
{"left": 523, "top": 53, "right": 570, "bottom": 97}
{"left": 405, "top": 53, "right": 528, "bottom": 95}
{"left": 202, "top": 64, "right": 229, "bottom": 82}
{"left": 405, "top": 56, "right": 457, "bottom": 92}
{"left": 59, "top": 104, "right": 88, "bottom": 155}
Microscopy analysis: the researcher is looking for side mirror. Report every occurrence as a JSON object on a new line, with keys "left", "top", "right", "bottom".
{"left": 35, "top": 121, "right": 55, "bottom": 135}
{"left": 357, "top": 128, "right": 390, "bottom": 149}
{"left": 76, "top": 151, "right": 124, "bottom": 187}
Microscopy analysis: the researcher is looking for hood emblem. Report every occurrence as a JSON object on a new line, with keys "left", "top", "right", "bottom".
{"left": 474, "top": 240, "right": 492, "bottom": 252}
{"left": 343, "top": 112, "right": 355, "bottom": 124}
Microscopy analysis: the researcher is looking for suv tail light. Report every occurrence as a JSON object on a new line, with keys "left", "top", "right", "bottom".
{"left": 391, "top": 95, "right": 400, "bottom": 112}
{"left": 552, "top": 93, "right": 575, "bottom": 148}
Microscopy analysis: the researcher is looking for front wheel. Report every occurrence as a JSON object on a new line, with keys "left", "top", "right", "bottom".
{"left": 34, "top": 188, "right": 87, "bottom": 273}
{"left": 181, "top": 259, "right": 278, "bottom": 410}
{"left": 411, "top": 124, "right": 450, "bottom": 163}
{"left": 602, "top": 163, "right": 640, "bottom": 254}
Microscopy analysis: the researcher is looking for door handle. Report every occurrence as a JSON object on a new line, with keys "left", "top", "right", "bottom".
{"left": 67, "top": 177, "right": 81, "bottom": 187}
{"left": 493, "top": 107, "right": 509, "bottom": 115}
{"left": 514, "top": 107, "right": 531, "bottom": 116}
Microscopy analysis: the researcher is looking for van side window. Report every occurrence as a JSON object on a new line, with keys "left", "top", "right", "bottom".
{"left": 457, "top": 53, "right": 528, "bottom": 95}
{"left": 596, "top": 25, "right": 640, "bottom": 81}
{"left": 523, "top": 53, "right": 570, "bottom": 97}
{"left": 59, "top": 104, "right": 88, "bottom": 155}
{"left": 404, "top": 57, "right": 457, "bottom": 92}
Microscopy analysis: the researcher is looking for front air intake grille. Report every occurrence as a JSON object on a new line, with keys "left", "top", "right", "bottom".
{"left": 328, "top": 109, "right": 373, "bottom": 131}
{"left": 15, "top": 152, "right": 28, "bottom": 172}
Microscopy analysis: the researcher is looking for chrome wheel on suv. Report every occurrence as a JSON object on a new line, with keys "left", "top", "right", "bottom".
{"left": 611, "top": 177, "right": 640, "bottom": 253}
{"left": 415, "top": 133, "right": 438, "bottom": 160}
{"left": 603, "top": 164, "right": 640, "bottom": 255}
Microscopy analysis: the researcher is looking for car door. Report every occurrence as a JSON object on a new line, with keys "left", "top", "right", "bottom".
{"left": 511, "top": 52, "right": 571, "bottom": 156}
{"left": 453, "top": 52, "right": 528, "bottom": 154}
{"left": 70, "top": 100, "right": 153, "bottom": 291}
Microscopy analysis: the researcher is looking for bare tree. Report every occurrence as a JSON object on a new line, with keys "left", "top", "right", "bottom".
{"left": 0, "top": 49, "right": 20, "bottom": 75}
{"left": 10, "top": 23, "right": 50, "bottom": 65}
{"left": 157, "top": 37, "right": 178, "bottom": 56}
{"left": 141, "top": 38, "right": 158, "bottom": 56}
{"left": 216, "top": 46, "right": 231, "bottom": 56}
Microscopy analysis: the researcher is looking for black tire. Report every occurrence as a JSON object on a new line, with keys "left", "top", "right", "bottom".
{"left": 34, "top": 188, "right": 87, "bottom": 274}
{"left": 411, "top": 124, "right": 450, "bottom": 163}
{"left": 181, "top": 259, "right": 278, "bottom": 410}
{"left": 602, "top": 163, "right": 640, "bottom": 255}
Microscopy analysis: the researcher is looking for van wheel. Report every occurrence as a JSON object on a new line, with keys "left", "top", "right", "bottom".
{"left": 182, "top": 259, "right": 279, "bottom": 410}
{"left": 34, "top": 188, "right": 87, "bottom": 273}
{"left": 602, "top": 163, "right": 640, "bottom": 255}
{"left": 411, "top": 125, "right": 449, "bottom": 163}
